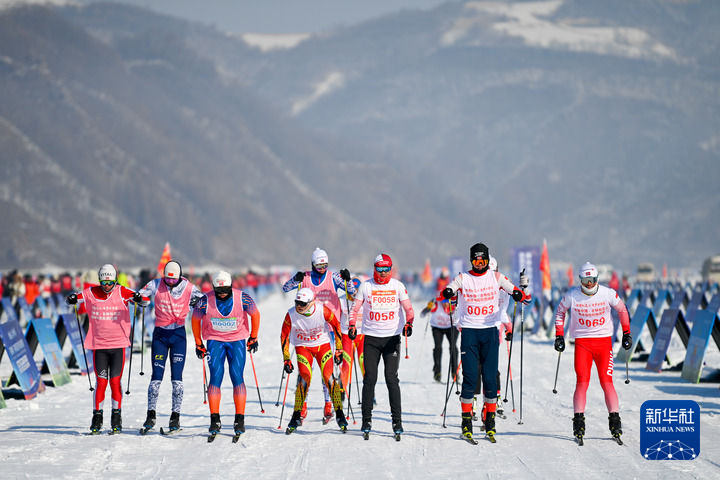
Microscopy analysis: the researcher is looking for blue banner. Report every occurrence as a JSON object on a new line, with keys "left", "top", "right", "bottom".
{"left": 646, "top": 309, "right": 682, "bottom": 372}
{"left": 0, "top": 298, "right": 44, "bottom": 399}
{"left": 640, "top": 400, "right": 700, "bottom": 460}
{"left": 448, "top": 256, "right": 465, "bottom": 277}
{"left": 616, "top": 305, "right": 655, "bottom": 363}
{"left": 681, "top": 310, "right": 719, "bottom": 383}
{"left": 511, "top": 246, "right": 541, "bottom": 299}
{"left": 60, "top": 313, "right": 93, "bottom": 375}
{"left": 31, "top": 317, "right": 71, "bottom": 386}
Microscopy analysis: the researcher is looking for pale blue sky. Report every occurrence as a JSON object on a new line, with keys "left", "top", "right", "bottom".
{"left": 87, "top": 0, "right": 456, "bottom": 33}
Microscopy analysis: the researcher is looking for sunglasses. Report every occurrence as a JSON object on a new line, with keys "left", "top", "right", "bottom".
{"left": 99, "top": 280, "right": 116, "bottom": 287}
{"left": 295, "top": 300, "right": 311, "bottom": 308}
{"left": 472, "top": 258, "right": 488, "bottom": 266}
{"left": 314, "top": 263, "right": 328, "bottom": 270}
{"left": 375, "top": 266, "right": 391, "bottom": 273}
{"left": 580, "top": 277, "right": 598, "bottom": 286}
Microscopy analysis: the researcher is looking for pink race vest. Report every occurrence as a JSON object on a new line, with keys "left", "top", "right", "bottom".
{"left": 154, "top": 280, "right": 193, "bottom": 328}
{"left": 83, "top": 287, "right": 132, "bottom": 350}
{"left": 201, "top": 290, "right": 249, "bottom": 342}
{"left": 456, "top": 272, "right": 501, "bottom": 329}
{"left": 302, "top": 272, "right": 341, "bottom": 322}
{"left": 288, "top": 305, "right": 331, "bottom": 347}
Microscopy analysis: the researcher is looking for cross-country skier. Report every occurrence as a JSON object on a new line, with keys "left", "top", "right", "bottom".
{"left": 442, "top": 243, "right": 531, "bottom": 442}
{"left": 339, "top": 278, "right": 364, "bottom": 394}
{"left": 420, "top": 291, "right": 458, "bottom": 383}
{"left": 280, "top": 288, "right": 347, "bottom": 434}
{"left": 66, "top": 264, "right": 143, "bottom": 434}
{"left": 349, "top": 253, "right": 415, "bottom": 440}
{"left": 136, "top": 260, "right": 204, "bottom": 434}
{"left": 282, "top": 247, "right": 355, "bottom": 423}
{"left": 554, "top": 262, "right": 632, "bottom": 444}
{"left": 192, "top": 271, "right": 260, "bottom": 439}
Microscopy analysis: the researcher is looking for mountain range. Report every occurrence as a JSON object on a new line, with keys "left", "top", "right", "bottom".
{"left": 1, "top": 0, "right": 718, "bottom": 274}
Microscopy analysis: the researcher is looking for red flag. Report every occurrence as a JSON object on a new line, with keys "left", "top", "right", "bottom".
{"left": 662, "top": 263, "right": 668, "bottom": 280}
{"left": 566, "top": 265, "right": 574, "bottom": 287}
{"left": 157, "top": 242, "right": 172, "bottom": 275}
{"left": 540, "top": 239, "right": 551, "bottom": 292}
{"left": 421, "top": 259, "right": 432, "bottom": 286}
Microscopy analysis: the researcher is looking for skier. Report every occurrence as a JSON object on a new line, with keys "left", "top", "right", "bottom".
{"left": 136, "top": 260, "right": 204, "bottom": 434}
{"left": 473, "top": 255, "right": 513, "bottom": 421}
{"left": 420, "top": 291, "right": 458, "bottom": 383}
{"left": 349, "top": 253, "right": 414, "bottom": 440}
{"left": 282, "top": 247, "right": 355, "bottom": 423}
{"left": 339, "top": 278, "right": 364, "bottom": 395}
{"left": 65, "top": 264, "right": 143, "bottom": 434}
{"left": 554, "top": 262, "right": 632, "bottom": 444}
{"left": 442, "top": 243, "right": 531, "bottom": 443}
{"left": 280, "top": 288, "right": 347, "bottom": 434}
{"left": 192, "top": 271, "right": 260, "bottom": 440}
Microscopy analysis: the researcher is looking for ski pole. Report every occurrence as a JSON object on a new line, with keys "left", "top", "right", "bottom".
{"left": 275, "top": 368, "right": 286, "bottom": 407}
{"left": 277, "top": 369, "right": 291, "bottom": 429}
{"left": 354, "top": 347, "right": 362, "bottom": 406}
{"left": 139, "top": 305, "right": 146, "bottom": 376}
{"left": 249, "top": 351, "right": 265, "bottom": 413}
{"left": 345, "top": 343, "right": 356, "bottom": 423}
{"left": 74, "top": 305, "right": 94, "bottom": 391}
{"left": 202, "top": 355, "right": 208, "bottom": 405}
{"left": 125, "top": 305, "right": 139, "bottom": 394}
{"left": 503, "top": 303, "right": 518, "bottom": 404}
{"left": 404, "top": 333, "right": 409, "bottom": 359}
{"left": 625, "top": 357, "right": 631, "bottom": 385}
{"left": 441, "top": 308, "right": 455, "bottom": 428}
{"left": 454, "top": 360, "right": 462, "bottom": 395}
{"left": 518, "top": 269, "right": 528, "bottom": 425}
{"left": 552, "top": 351, "right": 561, "bottom": 394}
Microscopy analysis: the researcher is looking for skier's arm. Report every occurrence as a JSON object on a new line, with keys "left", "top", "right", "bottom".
{"left": 610, "top": 296, "right": 631, "bottom": 334}
{"left": 282, "top": 276, "right": 300, "bottom": 293}
{"left": 349, "top": 288, "right": 366, "bottom": 327}
{"left": 400, "top": 299, "right": 414, "bottom": 326}
{"left": 242, "top": 291, "right": 260, "bottom": 339}
{"left": 280, "top": 313, "right": 292, "bottom": 361}
{"left": 444, "top": 273, "right": 464, "bottom": 294}
{"left": 323, "top": 306, "right": 343, "bottom": 351}
{"left": 555, "top": 296, "right": 571, "bottom": 337}
{"left": 332, "top": 271, "right": 356, "bottom": 295}
{"left": 191, "top": 296, "right": 207, "bottom": 346}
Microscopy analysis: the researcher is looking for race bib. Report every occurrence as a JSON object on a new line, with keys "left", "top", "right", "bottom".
{"left": 210, "top": 316, "right": 238, "bottom": 332}
{"left": 371, "top": 290, "right": 397, "bottom": 312}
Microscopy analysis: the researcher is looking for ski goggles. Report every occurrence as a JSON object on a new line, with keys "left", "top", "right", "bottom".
{"left": 313, "top": 263, "right": 328, "bottom": 270}
{"left": 295, "top": 299, "right": 311, "bottom": 308}
{"left": 580, "top": 276, "right": 598, "bottom": 287}
{"left": 99, "top": 280, "right": 116, "bottom": 287}
{"left": 214, "top": 286, "right": 232, "bottom": 297}
{"left": 375, "top": 266, "right": 391, "bottom": 273}
{"left": 471, "top": 257, "right": 488, "bottom": 268}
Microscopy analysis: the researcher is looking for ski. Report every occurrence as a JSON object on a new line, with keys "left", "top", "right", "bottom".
{"left": 394, "top": 433, "right": 401, "bottom": 442}
{"left": 322, "top": 415, "right": 333, "bottom": 425}
{"left": 139, "top": 427, "right": 153, "bottom": 435}
{"left": 207, "top": 433, "right": 218, "bottom": 443}
{"left": 613, "top": 436, "right": 624, "bottom": 445}
{"left": 87, "top": 431, "right": 102, "bottom": 436}
{"left": 232, "top": 433, "right": 242, "bottom": 443}
{"left": 486, "top": 433, "right": 496, "bottom": 443}
{"left": 107, "top": 429, "right": 122, "bottom": 435}
{"left": 285, "top": 427, "right": 296, "bottom": 435}
{"left": 496, "top": 412, "right": 507, "bottom": 420}
{"left": 160, "top": 427, "right": 182, "bottom": 436}
{"left": 461, "top": 433, "right": 478, "bottom": 445}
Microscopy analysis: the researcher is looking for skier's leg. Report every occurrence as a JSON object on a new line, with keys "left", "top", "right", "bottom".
{"left": 206, "top": 340, "right": 227, "bottom": 414}
{"left": 382, "top": 336, "right": 402, "bottom": 423}
{"left": 168, "top": 328, "right": 187, "bottom": 413}
{"left": 148, "top": 329, "right": 170, "bottom": 412}
{"left": 227, "top": 339, "right": 247, "bottom": 415}
{"left": 593, "top": 337, "right": 619, "bottom": 412}
{"left": 108, "top": 348, "right": 125, "bottom": 410}
{"left": 573, "top": 338, "right": 593, "bottom": 413}
{"left": 431, "top": 327, "right": 444, "bottom": 379}
{"left": 362, "top": 335, "right": 382, "bottom": 423}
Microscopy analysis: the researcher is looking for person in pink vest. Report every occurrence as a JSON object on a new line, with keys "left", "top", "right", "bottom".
{"left": 282, "top": 247, "right": 356, "bottom": 423}
{"left": 136, "top": 260, "right": 204, "bottom": 434}
{"left": 192, "top": 271, "right": 260, "bottom": 438}
{"left": 66, "top": 264, "right": 143, "bottom": 434}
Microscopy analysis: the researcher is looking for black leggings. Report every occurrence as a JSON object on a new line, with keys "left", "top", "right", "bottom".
{"left": 432, "top": 326, "right": 458, "bottom": 376}
{"left": 362, "top": 335, "right": 401, "bottom": 423}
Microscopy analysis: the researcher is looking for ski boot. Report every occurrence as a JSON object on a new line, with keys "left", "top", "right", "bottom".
{"left": 335, "top": 409, "right": 348, "bottom": 432}
{"left": 433, "top": 371, "right": 442, "bottom": 383}
{"left": 234, "top": 414, "right": 245, "bottom": 435}
{"left": 110, "top": 408, "right": 122, "bottom": 434}
{"left": 168, "top": 412, "right": 181, "bottom": 432}
{"left": 461, "top": 412, "right": 477, "bottom": 444}
{"left": 609, "top": 412, "right": 623, "bottom": 444}
{"left": 90, "top": 409, "right": 103, "bottom": 434}
{"left": 484, "top": 410, "right": 496, "bottom": 442}
{"left": 139, "top": 410, "right": 155, "bottom": 434}
{"left": 573, "top": 413, "right": 585, "bottom": 445}
{"left": 361, "top": 419, "right": 372, "bottom": 440}
{"left": 209, "top": 413, "right": 221, "bottom": 434}
{"left": 286, "top": 410, "right": 302, "bottom": 435}
{"left": 496, "top": 395, "right": 505, "bottom": 418}
{"left": 392, "top": 420, "right": 403, "bottom": 441}
{"left": 322, "top": 401, "right": 333, "bottom": 425}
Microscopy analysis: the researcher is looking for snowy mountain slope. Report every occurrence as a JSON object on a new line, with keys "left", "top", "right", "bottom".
{"left": 0, "top": 292, "right": 718, "bottom": 478}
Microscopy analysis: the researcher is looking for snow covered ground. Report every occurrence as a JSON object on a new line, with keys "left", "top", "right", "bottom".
{"left": 1, "top": 291, "right": 718, "bottom": 479}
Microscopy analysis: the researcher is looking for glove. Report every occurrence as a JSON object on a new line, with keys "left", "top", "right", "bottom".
{"left": 348, "top": 325, "right": 357, "bottom": 340}
{"left": 505, "top": 331, "right": 513, "bottom": 342}
{"left": 340, "top": 268, "right": 351, "bottom": 281}
{"left": 512, "top": 288, "right": 532, "bottom": 305}
{"left": 293, "top": 271, "right": 304, "bottom": 282}
{"left": 195, "top": 343, "right": 207, "bottom": 359}
{"left": 621, "top": 332, "right": 632, "bottom": 350}
{"left": 334, "top": 350, "right": 343, "bottom": 365}
{"left": 519, "top": 269, "right": 529, "bottom": 289}
{"left": 442, "top": 287, "right": 454, "bottom": 300}
{"left": 554, "top": 336, "right": 565, "bottom": 352}
{"left": 420, "top": 306, "right": 431, "bottom": 317}
{"left": 284, "top": 359, "right": 294, "bottom": 374}
{"left": 247, "top": 336, "right": 259, "bottom": 353}
{"left": 66, "top": 293, "right": 78, "bottom": 305}
{"left": 403, "top": 322, "right": 413, "bottom": 337}
{"left": 133, "top": 291, "right": 144, "bottom": 304}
